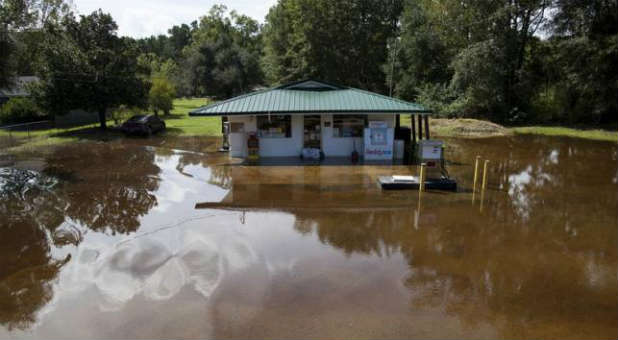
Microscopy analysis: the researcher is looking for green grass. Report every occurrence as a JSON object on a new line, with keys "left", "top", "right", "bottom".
{"left": 161, "top": 98, "right": 221, "bottom": 137}
{"left": 511, "top": 126, "right": 617, "bottom": 142}
{"left": 0, "top": 98, "right": 221, "bottom": 152}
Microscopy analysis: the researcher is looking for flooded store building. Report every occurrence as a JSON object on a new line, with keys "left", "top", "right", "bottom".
{"left": 189, "top": 80, "right": 431, "bottom": 160}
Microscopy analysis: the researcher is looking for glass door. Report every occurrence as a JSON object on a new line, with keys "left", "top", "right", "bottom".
{"left": 303, "top": 115, "right": 321, "bottom": 150}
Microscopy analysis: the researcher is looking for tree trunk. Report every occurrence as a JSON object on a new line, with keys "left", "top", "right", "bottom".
{"left": 98, "top": 108, "right": 107, "bottom": 129}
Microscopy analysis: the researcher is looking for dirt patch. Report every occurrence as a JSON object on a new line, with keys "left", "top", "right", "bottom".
{"left": 429, "top": 118, "right": 510, "bottom": 138}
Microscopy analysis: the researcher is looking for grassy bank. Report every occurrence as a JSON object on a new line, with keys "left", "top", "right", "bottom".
{"left": 511, "top": 126, "right": 617, "bottom": 142}
{"left": 401, "top": 117, "right": 510, "bottom": 138}
{"left": 401, "top": 116, "right": 617, "bottom": 141}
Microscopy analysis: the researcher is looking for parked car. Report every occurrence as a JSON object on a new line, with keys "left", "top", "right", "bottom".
{"left": 121, "top": 115, "right": 165, "bottom": 136}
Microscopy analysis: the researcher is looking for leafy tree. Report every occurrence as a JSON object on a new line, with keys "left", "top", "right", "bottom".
{"left": 262, "top": 0, "right": 402, "bottom": 92}
{"left": 149, "top": 77, "right": 175, "bottom": 116}
{"left": 390, "top": 0, "right": 551, "bottom": 123}
{"left": 0, "top": 0, "right": 71, "bottom": 86}
{"left": 182, "top": 5, "right": 263, "bottom": 98}
{"left": 167, "top": 23, "right": 194, "bottom": 59}
{"left": 543, "top": 0, "right": 618, "bottom": 125}
{"left": 388, "top": 0, "right": 451, "bottom": 101}
{"left": 36, "top": 10, "right": 148, "bottom": 129}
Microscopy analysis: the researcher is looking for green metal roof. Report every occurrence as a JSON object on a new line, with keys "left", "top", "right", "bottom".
{"left": 189, "top": 80, "right": 430, "bottom": 116}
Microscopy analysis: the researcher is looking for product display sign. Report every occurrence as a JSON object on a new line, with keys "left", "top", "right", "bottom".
{"left": 364, "top": 121, "right": 393, "bottom": 160}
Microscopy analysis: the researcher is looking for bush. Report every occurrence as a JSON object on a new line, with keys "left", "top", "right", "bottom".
{"left": 149, "top": 77, "right": 175, "bottom": 116}
{"left": 417, "top": 83, "right": 468, "bottom": 118}
{"left": 0, "top": 97, "right": 42, "bottom": 124}
{"left": 110, "top": 105, "right": 142, "bottom": 126}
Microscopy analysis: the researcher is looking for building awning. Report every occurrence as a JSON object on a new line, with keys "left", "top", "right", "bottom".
{"left": 189, "top": 80, "right": 431, "bottom": 116}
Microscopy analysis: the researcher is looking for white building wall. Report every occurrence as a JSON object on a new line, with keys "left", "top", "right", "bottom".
{"left": 258, "top": 115, "right": 303, "bottom": 157}
{"left": 228, "top": 115, "right": 254, "bottom": 157}
{"left": 228, "top": 115, "right": 303, "bottom": 157}
{"left": 227, "top": 113, "right": 396, "bottom": 158}
{"left": 320, "top": 114, "right": 395, "bottom": 157}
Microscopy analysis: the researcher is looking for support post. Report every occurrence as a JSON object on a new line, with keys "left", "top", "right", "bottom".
{"left": 411, "top": 114, "right": 416, "bottom": 143}
{"left": 424, "top": 115, "right": 430, "bottom": 139}
{"left": 395, "top": 114, "right": 400, "bottom": 130}
{"left": 472, "top": 155, "right": 481, "bottom": 203}
{"left": 482, "top": 160, "right": 490, "bottom": 191}
{"left": 418, "top": 163, "right": 426, "bottom": 198}
{"left": 417, "top": 114, "right": 423, "bottom": 140}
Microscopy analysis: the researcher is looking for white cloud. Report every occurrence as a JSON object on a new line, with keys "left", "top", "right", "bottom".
{"left": 72, "top": 0, "right": 276, "bottom": 38}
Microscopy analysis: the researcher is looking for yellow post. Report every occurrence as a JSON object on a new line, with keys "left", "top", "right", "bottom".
{"left": 480, "top": 188, "right": 485, "bottom": 213}
{"left": 472, "top": 155, "right": 481, "bottom": 203}
{"left": 482, "top": 160, "right": 490, "bottom": 191}
{"left": 418, "top": 163, "right": 426, "bottom": 199}
{"left": 473, "top": 156, "right": 481, "bottom": 193}
{"left": 479, "top": 160, "right": 489, "bottom": 212}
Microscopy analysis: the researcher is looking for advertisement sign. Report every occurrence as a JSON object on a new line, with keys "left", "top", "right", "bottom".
{"left": 364, "top": 121, "right": 393, "bottom": 160}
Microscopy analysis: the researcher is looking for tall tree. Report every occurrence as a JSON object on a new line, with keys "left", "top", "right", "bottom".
{"left": 167, "top": 23, "right": 194, "bottom": 60}
{"left": 37, "top": 10, "right": 147, "bottom": 128}
{"left": 262, "top": 0, "right": 403, "bottom": 92}
{"left": 392, "top": 0, "right": 549, "bottom": 122}
{"left": 0, "top": 0, "right": 70, "bottom": 86}
{"left": 182, "top": 5, "right": 263, "bottom": 98}
{"left": 542, "top": 0, "right": 618, "bottom": 124}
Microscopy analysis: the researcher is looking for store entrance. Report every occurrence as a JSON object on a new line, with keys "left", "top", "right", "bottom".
{"left": 303, "top": 115, "right": 322, "bottom": 150}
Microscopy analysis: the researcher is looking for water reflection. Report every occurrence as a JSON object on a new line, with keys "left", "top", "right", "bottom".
{"left": 0, "top": 135, "right": 616, "bottom": 338}
{"left": 45, "top": 144, "right": 161, "bottom": 234}
{"left": 0, "top": 143, "right": 162, "bottom": 330}
{"left": 0, "top": 168, "right": 68, "bottom": 331}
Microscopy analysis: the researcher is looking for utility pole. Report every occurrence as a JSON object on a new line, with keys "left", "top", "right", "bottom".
{"left": 388, "top": 38, "right": 400, "bottom": 98}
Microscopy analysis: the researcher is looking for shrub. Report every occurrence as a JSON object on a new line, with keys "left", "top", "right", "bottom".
{"left": 149, "top": 77, "right": 175, "bottom": 116}
{"left": 0, "top": 97, "right": 42, "bottom": 124}
{"left": 110, "top": 105, "right": 142, "bottom": 125}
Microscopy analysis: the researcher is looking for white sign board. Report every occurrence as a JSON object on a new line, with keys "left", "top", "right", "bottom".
{"left": 422, "top": 144, "right": 442, "bottom": 159}
{"left": 364, "top": 125, "right": 394, "bottom": 160}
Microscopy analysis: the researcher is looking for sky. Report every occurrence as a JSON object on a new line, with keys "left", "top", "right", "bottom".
{"left": 72, "top": 0, "right": 277, "bottom": 38}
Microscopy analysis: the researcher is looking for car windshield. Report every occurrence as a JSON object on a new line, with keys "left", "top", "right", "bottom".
{"left": 128, "top": 115, "right": 147, "bottom": 122}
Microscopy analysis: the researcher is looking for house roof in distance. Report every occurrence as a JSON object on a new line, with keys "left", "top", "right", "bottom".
{"left": 0, "top": 76, "right": 39, "bottom": 97}
{"left": 189, "top": 79, "right": 430, "bottom": 116}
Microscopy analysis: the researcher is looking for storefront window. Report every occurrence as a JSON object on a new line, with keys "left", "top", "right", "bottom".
{"left": 257, "top": 115, "right": 291, "bottom": 138}
{"left": 332, "top": 115, "right": 366, "bottom": 137}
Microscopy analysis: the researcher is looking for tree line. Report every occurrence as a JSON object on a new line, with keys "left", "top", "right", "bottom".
{"left": 1, "top": 0, "right": 616, "bottom": 128}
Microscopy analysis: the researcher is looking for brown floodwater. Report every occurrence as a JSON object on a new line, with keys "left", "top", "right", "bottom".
{"left": 0, "top": 135, "right": 616, "bottom": 339}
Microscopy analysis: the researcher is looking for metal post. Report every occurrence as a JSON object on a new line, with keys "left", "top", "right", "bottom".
{"left": 424, "top": 115, "right": 430, "bottom": 139}
{"left": 417, "top": 114, "right": 423, "bottom": 140}
{"left": 472, "top": 156, "right": 481, "bottom": 203}
{"left": 482, "top": 160, "right": 490, "bottom": 191}
{"left": 418, "top": 163, "right": 426, "bottom": 199}
{"left": 480, "top": 187, "right": 485, "bottom": 212}
{"left": 411, "top": 114, "right": 416, "bottom": 143}
{"left": 480, "top": 160, "right": 490, "bottom": 212}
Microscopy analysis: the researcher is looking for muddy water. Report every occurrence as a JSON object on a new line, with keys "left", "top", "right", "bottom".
{"left": 0, "top": 135, "right": 616, "bottom": 339}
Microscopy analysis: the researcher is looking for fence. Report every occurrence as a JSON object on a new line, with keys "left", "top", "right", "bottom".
{"left": 0, "top": 120, "right": 55, "bottom": 151}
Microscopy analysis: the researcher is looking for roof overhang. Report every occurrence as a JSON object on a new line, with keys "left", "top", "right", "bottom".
{"left": 189, "top": 110, "right": 432, "bottom": 117}
{"left": 189, "top": 79, "right": 431, "bottom": 117}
